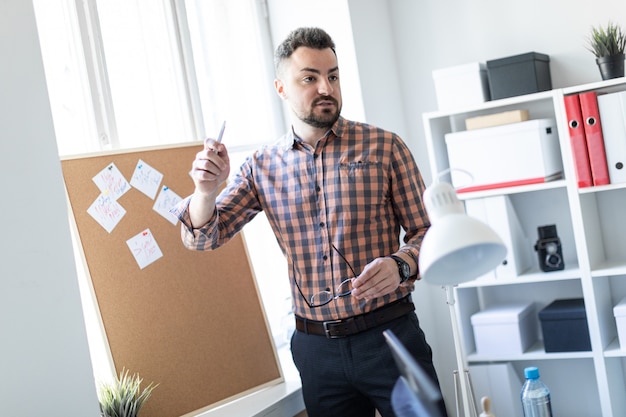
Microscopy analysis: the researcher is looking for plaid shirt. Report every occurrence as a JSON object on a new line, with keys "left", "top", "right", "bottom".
{"left": 172, "top": 116, "right": 430, "bottom": 321}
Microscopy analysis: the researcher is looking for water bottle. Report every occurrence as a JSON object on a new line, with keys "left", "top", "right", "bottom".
{"left": 521, "top": 366, "right": 553, "bottom": 417}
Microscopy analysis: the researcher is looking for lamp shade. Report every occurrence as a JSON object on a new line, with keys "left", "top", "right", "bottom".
{"left": 419, "top": 182, "right": 507, "bottom": 285}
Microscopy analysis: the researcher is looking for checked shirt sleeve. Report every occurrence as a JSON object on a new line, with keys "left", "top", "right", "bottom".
{"left": 170, "top": 195, "right": 221, "bottom": 250}
{"left": 389, "top": 136, "right": 431, "bottom": 280}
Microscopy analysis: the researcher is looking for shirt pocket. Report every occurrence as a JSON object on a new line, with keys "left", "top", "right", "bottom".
{"left": 337, "top": 161, "right": 387, "bottom": 209}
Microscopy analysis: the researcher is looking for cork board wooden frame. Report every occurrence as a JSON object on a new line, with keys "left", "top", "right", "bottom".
{"left": 61, "top": 143, "right": 282, "bottom": 417}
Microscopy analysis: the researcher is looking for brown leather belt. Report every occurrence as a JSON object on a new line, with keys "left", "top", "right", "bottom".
{"left": 295, "top": 297, "right": 415, "bottom": 338}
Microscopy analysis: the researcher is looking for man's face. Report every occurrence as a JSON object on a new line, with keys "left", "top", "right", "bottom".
{"left": 275, "top": 46, "right": 342, "bottom": 129}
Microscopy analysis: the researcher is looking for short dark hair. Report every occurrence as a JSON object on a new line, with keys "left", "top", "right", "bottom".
{"left": 274, "top": 27, "right": 336, "bottom": 76}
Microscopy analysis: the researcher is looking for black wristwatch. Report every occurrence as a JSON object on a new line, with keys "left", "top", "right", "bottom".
{"left": 389, "top": 255, "right": 411, "bottom": 283}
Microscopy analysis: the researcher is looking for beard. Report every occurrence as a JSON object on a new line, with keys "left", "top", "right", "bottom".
{"left": 299, "top": 97, "right": 341, "bottom": 129}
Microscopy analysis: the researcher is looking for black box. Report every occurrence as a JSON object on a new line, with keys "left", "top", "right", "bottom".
{"left": 486, "top": 52, "right": 552, "bottom": 100}
{"left": 538, "top": 298, "right": 591, "bottom": 352}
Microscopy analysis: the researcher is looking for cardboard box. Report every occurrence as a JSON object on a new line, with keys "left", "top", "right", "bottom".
{"left": 432, "top": 62, "right": 490, "bottom": 110}
{"left": 445, "top": 118, "right": 563, "bottom": 193}
{"left": 465, "top": 109, "right": 530, "bottom": 130}
{"left": 471, "top": 302, "right": 536, "bottom": 355}
{"left": 614, "top": 297, "right": 626, "bottom": 349}
{"left": 486, "top": 52, "right": 552, "bottom": 100}
{"left": 538, "top": 298, "right": 591, "bottom": 352}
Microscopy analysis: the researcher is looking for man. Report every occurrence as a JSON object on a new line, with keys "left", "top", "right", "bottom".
{"left": 172, "top": 27, "right": 447, "bottom": 417}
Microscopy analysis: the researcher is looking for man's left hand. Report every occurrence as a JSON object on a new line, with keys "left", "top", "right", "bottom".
{"left": 350, "top": 257, "right": 401, "bottom": 301}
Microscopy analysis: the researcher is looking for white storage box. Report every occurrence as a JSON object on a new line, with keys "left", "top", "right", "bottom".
{"left": 464, "top": 196, "right": 533, "bottom": 280}
{"left": 445, "top": 118, "right": 563, "bottom": 193}
{"left": 471, "top": 302, "right": 536, "bottom": 355}
{"left": 614, "top": 297, "right": 626, "bottom": 349}
{"left": 432, "top": 62, "right": 490, "bottom": 110}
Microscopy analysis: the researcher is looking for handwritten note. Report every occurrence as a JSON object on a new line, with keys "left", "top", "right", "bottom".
{"left": 130, "top": 159, "right": 163, "bottom": 200}
{"left": 92, "top": 163, "right": 131, "bottom": 200}
{"left": 87, "top": 192, "right": 127, "bottom": 233}
{"left": 126, "top": 228, "right": 163, "bottom": 270}
{"left": 153, "top": 186, "right": 182, "bottom": 225}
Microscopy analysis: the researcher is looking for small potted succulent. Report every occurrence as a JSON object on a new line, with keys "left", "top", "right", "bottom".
{"left": 586, "top": 21, "right": 626, "bottom": 80}
{"left": 98, "top": 368, "right": 158, "bottom": 417}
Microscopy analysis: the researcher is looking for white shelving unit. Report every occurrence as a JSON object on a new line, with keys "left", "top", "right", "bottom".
{"left": 423, "top": 77, "right": 626, "bottom": 417}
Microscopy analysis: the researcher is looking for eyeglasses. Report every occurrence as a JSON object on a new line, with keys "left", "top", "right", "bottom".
{"left": 310, "top": 277, "right": 354, "bottom": 307}
{"left": 294, "top": 244, "right": 358, "bottom": 308}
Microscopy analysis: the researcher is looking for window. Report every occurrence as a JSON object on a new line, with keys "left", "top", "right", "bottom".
{"left": 34, "top": 0, "right": 283, "bottom": 154}
{"left": 33, "top": 0, "right": 292, "bottom": 379}
{"left": 92, "top": 0, "right": 194, "bottom": 149}
{"left": 184, "top": 0, "right": 284, "bottom": 149}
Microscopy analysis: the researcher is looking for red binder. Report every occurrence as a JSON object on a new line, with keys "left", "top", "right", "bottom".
{"left": 563, "top": 94, "right": 592, "bottom": 188}
{"left": 579, "top": 91, "right": 610, "bottom": 186}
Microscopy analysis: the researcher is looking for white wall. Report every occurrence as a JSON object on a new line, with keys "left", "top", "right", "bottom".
{"left": 0, "top": 1, "right": 100, "bottom": 415}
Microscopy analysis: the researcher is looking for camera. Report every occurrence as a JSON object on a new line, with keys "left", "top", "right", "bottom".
{"left": 534, "top": 225, "right": 564, "bottom": 272}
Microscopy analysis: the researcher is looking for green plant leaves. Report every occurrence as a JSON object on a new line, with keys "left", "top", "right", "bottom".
{"left": 587, "top": 22, "right": 626, "bottom": 57}
{"left": 98, "top": 368, "right": 158, "bottom": 417}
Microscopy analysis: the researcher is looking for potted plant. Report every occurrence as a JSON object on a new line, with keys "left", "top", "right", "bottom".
{"left": 98, "top": 368, "right": 158, "bottom": 417}
{"left": 586, "top": 21, "right": 626, "bottom": 80}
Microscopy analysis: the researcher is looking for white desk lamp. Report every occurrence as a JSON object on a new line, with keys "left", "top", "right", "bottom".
{"left": 419, "top": 181, "right": 507, "bottom": 417}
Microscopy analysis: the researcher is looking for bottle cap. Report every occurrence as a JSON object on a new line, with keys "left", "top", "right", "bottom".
{"left": 524, "top": 366, "right": 540, "bottom": 379}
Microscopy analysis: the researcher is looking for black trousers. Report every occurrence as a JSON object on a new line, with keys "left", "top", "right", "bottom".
{"left": 290, "top": 311, "right": 448, "bottom": 417}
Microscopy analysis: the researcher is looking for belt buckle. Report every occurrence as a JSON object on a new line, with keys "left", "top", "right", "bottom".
{"left": 323, "top": 320, "right": 343, "bottom": 339}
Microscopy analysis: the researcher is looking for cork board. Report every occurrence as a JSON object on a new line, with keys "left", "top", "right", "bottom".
{"left": 61, "top": 143, "right": 282, "bottom": 417}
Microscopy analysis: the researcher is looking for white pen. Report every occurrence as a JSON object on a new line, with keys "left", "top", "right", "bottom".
{"left": 207, "top": 120, "right": 226, "bottom": 153}
{"left": 216, "top": 120, "right": 226, "bottom": 145}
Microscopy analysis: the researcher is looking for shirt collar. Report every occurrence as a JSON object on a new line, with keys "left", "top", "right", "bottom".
{"left": 280, "top": 116, "right": 346, "bottom": 151}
